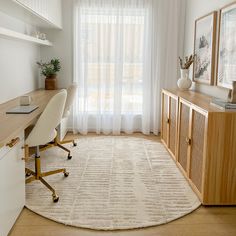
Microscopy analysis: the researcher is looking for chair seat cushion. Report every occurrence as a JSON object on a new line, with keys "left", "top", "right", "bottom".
{"left": 25, "top": 129, "right": 57, "bottom": 147}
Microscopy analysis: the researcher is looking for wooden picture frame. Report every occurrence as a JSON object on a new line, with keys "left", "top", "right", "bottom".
{"left": 193, "top": 12, "right": 217, "bottom": 85}
{"left": 217, "top": 2, "right": 236, "bottom": 89}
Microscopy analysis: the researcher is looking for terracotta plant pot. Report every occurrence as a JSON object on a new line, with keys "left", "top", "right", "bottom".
{"left": 45, "top": 76, "right": 57, "bottom": 90}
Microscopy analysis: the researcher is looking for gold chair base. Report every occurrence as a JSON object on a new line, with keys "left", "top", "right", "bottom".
{"left": 25, "top": 147, "right": 69, "bottom": 202}
{"left": 40, "top": 136, "right": 76, "bottom": 160}
{"left": 60, "top": 139, "right": 77, "bottom": 146}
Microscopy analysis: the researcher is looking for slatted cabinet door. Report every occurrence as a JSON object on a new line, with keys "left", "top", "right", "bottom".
{"left": 189, "top": 108, "right": 207, "bottom": 196}
{"left": 161, "top": 92, "right": 169, "bottom": 147}
{"left": 177, "top": 99, "right": 191, "bottom": 174}
{"left": 168, "top": 95, "right": 178, "bottom": 158}
{"left": 161, "top": 91, "right": 178, "bottom": 159}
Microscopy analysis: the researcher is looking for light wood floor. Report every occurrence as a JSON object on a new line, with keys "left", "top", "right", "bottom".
{"left": 9, "top": 133, "right": 236, "bottom": 236}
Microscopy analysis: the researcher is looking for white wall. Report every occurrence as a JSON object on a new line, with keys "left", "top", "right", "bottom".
{"left": 184, "top": 0, "right": 233, "bottom": 100}
{"left": 0, "top": 11, "right": 40, "bottom": 104}
{"left": 39, "top": 0, "right": 73, "bottom": 130}
{"left": 40, "top": 0, "right": 73, "bottom": 89}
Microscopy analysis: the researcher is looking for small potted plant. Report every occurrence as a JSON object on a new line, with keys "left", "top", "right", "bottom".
{"left": 37, "top": 59, "right": 61, "bottom": 90}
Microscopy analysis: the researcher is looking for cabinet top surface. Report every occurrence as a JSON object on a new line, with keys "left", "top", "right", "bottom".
{"left": 0, "top": 89, "right": 60, "bottom": 148}
{"left": 162, "top": 89, "right": 236, "bottom": 113}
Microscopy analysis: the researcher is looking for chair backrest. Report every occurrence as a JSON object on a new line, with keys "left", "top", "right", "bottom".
{"left": 63, "top": 83, "right": 78, "bottom": 118}
{"left": 26, "top": 90, "right": 67, "bottom": 147}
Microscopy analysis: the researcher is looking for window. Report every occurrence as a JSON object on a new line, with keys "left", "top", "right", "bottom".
{"left": 79, "top": 7, "right": 145, "bottom": 114}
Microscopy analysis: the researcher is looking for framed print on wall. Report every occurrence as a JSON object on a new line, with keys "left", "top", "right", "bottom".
{"left": 193, "top": 12, "right": 217, "bottom": 85}
{"left": 217, "top": 2, "right": 236, "bottom": 89}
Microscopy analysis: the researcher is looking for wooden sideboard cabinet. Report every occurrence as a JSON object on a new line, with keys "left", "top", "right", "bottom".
{"left": 161, "top": 89, "right": 236, "bottom": 205}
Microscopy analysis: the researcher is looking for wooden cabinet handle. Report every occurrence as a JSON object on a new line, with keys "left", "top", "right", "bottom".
{"left": 6, "top": 137, "right": 20, "bottom": 148}
{"left": 185, "top": 137, "right": 191, "bottom": 146}
{"left": 166, "top": 118, "right": 170, "bottom": 124}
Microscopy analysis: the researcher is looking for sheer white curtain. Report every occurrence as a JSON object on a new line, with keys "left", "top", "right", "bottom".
{"left": 73, "top": 0, "right": 185, "bottom": 135}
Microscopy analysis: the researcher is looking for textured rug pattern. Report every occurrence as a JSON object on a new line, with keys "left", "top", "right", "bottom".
{"left": 25, "top": 136, "right": 201, "bottom": 230}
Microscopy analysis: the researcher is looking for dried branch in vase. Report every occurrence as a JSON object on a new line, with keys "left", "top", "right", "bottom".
{"left": 179, "top": 54, "right": 195, "bottom": 69}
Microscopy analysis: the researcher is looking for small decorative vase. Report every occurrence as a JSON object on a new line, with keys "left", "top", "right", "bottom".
{"left": 45, "top": 75, "right": 57, "bottom": 90}
{"left": 177, "top": 69, "right": 192, "bottom": 90}
{"left": 228, "top": 81, "right": 236, "bottom": 103}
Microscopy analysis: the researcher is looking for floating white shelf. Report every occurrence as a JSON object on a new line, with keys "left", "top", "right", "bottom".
{"left": 0, "top": 27, "right": 52, "bottom": 46}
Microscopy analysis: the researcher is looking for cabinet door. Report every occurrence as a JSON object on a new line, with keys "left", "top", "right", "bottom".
{"left": 15, "top": 0, "right": 62, "bottom": 28}
{"left": 169, "top": 96, "right": 178, "bottom": 157}
{"left": 161, "top": 92, "right": 169, "bottom": 146}
{"left": 189, "top": 109, "right": 206, "bottom": 194}
{"left": 0, "top": 135, "right": 25, "bottom": 236}
{"left": 178, "top": 101, "right": 191, "bottom": 173}
{"left": 48, "top": 0, "right": 62, "bottom": 28}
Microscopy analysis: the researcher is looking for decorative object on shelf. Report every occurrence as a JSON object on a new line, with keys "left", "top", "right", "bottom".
{"left": 40, "top": 33, "right": 46, "bottom": 40}
{"left": 217, "top": 2, "right": 236, "bottom": 89}
{"left": 34, "top": 31, "right": 47, "bottom": 40}
{"left": 177, "top": 55, "right": 195, "bottom": 90}
{"left": 228, "top": 81, "right": 236, "bottom": 103}
{"left": 37, "top": 59, "right": 61, "bottom": 90}
{"left": 34, "top": 31, "right": 40, "bottom": 39}
{"left": 210, "top": 96, "right": 236, "bottom": 110}
{"left": 193, "top": 12, "right": 217, "bottom": 85}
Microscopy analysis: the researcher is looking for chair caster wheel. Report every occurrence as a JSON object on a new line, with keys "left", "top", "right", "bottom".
{"left": 52, "top": 194, "right": 59, "bottom": 203}
{"left": 64, "top": 171, "right": 69, "bottom": 177}
{"left": 68, "top": 154, "right": 72, "bottom": 160}
{"left": 25, "top": 172, "right": 31, "bottom": 177}
{"left": 73, "top": 142, "right": 77, "bottom": 147}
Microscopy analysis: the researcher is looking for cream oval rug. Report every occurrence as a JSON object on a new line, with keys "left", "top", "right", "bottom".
{"left": 25, "top": 136, "right": 201, "bottom": 230}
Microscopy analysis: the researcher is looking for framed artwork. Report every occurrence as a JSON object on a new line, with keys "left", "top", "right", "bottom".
{"left": 193, "top": 12, "right": 217, "bottom": 85}
{"left": 217, "top": 2, "right": 236, "bottom": 89}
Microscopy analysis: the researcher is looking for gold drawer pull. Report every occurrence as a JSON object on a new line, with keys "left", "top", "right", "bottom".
{"left": 185, "top": 137, "right": 191, "bottom": 146}
{"left": 6, "top": 137, "right": 20, "bottom": 148}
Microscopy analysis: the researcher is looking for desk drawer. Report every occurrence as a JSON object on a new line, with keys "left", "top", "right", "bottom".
{"left": 0, "top": 134, "right": 24, "bottom": 160}
{"left": 0, "top": 132, "right": 25, "bottom": 236}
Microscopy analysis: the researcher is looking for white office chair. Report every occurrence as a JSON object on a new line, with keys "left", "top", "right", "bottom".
{"left": 63, "top": 83, "right": 78, "bottom": 119}
{"left": 43, "top": 83, "right": 78, "bottom": 159}
{"left": 58, "top": 83, "right": 78, "bottom": 155}
{"left": 25, "top": 90, "right": 69, "bottom": 203}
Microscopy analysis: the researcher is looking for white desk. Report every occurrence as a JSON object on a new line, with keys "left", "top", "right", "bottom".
{"left": 0, "top": 89, "right": 60, "bottom": 236}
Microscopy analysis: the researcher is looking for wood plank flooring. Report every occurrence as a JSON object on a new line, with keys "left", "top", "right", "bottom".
{"left": 9, "top": 133, "right": 236, "bottom": 236}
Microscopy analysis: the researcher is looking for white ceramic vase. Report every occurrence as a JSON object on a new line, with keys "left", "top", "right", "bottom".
{"left": 177, "top": 69, "right": 192, "bottom": 90}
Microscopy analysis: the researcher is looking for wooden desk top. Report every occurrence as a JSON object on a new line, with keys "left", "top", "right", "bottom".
{"left": 0, "top": 89, "right": 60, "bottom": 148}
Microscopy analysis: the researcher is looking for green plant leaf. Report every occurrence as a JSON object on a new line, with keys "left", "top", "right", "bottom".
{"left": 36, "top": 58, "right": 61, "bottom": 78}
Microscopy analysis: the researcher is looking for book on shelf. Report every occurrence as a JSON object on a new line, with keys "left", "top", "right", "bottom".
{"left": 210, "top": 98, "right": 236, "bottom": 110}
